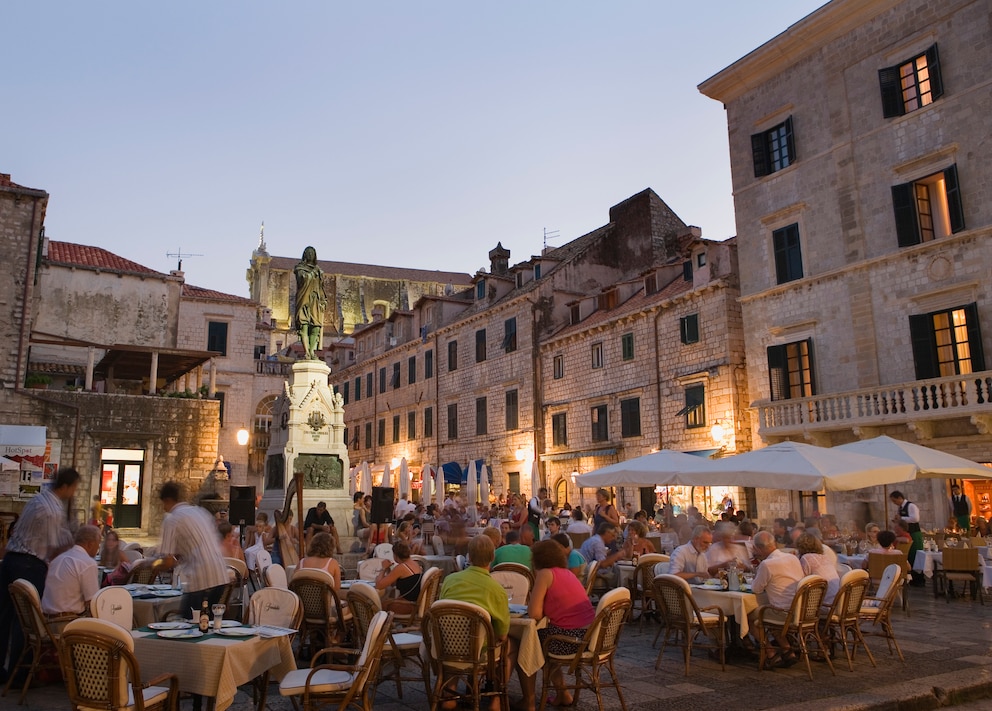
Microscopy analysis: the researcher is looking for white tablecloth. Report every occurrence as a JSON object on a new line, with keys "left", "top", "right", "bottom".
{"left": 132, "top": 595, "right": 183, "bottom": 627}
{"left": 616, "top": 562, "right": 637, "bottom": 589}
{"left": 837, "top": 554, "right": 867, "bottom": 569}
{"left": 415, "top": 555, "right": 459, "bottom": 576}
{"left": 509, "top": 615, "right": 547, "bottom": 677}
{"left": 913, "top": 551, "right": 942, "bottom": 578}
{"left": 690, "top": 586, "right": 759, "bottom": 638}
{"left": 132, "top": 629, "right": 295, "bottom": 711}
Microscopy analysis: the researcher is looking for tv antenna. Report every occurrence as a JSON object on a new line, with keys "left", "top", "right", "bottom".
{"left": 543, "top": 227, "right": 560, "bottom": 252}
{"left": 166, "top": 248, "right": 203, "bottom": 271}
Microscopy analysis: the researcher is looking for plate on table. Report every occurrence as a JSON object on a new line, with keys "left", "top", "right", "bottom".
{"left": 147, "top": 584, "right": 173, "bottom": 591}
{"left": 695, "top": 583, "right": 724, "bottom": 591}
{"left": 149, "top": 621, "right": 193, "bottom": 630}
{"left": 214, "top": 626, "right": 259, "bottom": 637}
{"left": 157, "top": 629, "right": 204, "bottom": 639}
{"left": 188, "top": 619, "right": 240, "bottom": 627}
{"left": 151, "top": 589, "right": 182, "bottom": 597}
{"left": 123, "top": 584, "right": 145, "bottom": 591}
{"left": 508, "top": 604, "right": 528, "bottom": 617}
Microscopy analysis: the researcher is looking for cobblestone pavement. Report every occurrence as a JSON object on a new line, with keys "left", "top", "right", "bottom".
{"left": 12, "top": 586, "right": 991, "bottom": 711}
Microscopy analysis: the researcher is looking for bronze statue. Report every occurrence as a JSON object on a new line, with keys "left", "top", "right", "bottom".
{"left": 293, "top": 246, "right": 326, "bottom": 360}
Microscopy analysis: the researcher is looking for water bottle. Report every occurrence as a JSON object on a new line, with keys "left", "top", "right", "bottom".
{"left": 728, "top": 562, "right": 740, "bottom": 591}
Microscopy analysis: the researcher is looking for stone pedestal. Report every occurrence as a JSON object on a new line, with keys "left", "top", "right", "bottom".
{"left": 260, "top": 360, "right": 352, "bottom": 539}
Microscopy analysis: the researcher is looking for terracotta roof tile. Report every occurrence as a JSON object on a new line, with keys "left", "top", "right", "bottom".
{"left": 182, "top": 284, "right": 256, "bottom": 304}
{"left": 46, "top": 241, "right": 168, "bottom": 277}
{"left": 268, "top": 256, "right": 473, "bottom": 285}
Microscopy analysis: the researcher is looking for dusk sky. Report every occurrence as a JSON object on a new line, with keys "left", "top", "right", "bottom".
{"left": 4, "top": 1, "right": 826, "bottom": 298}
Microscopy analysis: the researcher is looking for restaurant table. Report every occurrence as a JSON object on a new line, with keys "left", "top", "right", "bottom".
{"left": 465, "top": 526, "right": 488, "bottom": 537}
{"left": 689, "top": 585, "right": 759, "bottom": 638}
{"left": 837, "top": 553, "right": 867, "bottom": 569}
{"left": 616, "top": 562, "right": 637, "bottom": 589}
{"left": 978, "top": 546, "right": 991, "bottom": 561}
{"left": 913, "top": 550, "right": 943, "bottom": 578}
{"left": 415, "top": 554, "right": 459, "bottom": 576}
{"left": 132, "top": 627, "right": 296, "bottom": 711}
{"left": 132, "top": 593, "right": 184, "bottom": 627}
{"left": 508, "top": 614, "right": 547, "bottom": 677}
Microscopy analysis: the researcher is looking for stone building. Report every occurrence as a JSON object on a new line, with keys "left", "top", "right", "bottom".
{"left": 699, "top": 0, "right": 992, "bottom": 525}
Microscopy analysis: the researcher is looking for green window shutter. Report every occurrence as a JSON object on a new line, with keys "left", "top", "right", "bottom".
{"left": 878, "top": 65, "right": 904, "bottom": 118}
{"left": 784, "top": 116, "right": 796, "bottom": 165}
{"left": 767, "top": 344, "right": 788, "bottom": 400}
{"left": 926, "top": 44, "right": 943, "bottom": 101}
{"left": 944, "top": 164, "right": 965, "bottom": 234}
{"left": 751, "top": 132, "right": 769, "bottom": 178}
{"left": 908, "top": 314, "right": 937, "bottom": 380}
{"left": 891, "top": 182, "right": 920, "bottom": 247}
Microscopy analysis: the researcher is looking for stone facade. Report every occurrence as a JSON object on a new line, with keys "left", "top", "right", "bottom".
{"left": 699, "top": 0, "right": 992, "bottom": 526}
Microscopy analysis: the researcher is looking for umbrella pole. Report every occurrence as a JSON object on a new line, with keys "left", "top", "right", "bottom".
{"left": 883, "top": 484, "right": 889, "bottom": 531}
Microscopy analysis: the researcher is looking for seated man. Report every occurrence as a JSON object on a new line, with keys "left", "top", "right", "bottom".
{"left": 668, "top": 525, "right": 713, "bottom": 583}
{"left": 749, "top": 530, "right": 805, "bottom": 666}
{"left": 566, "top": 509, "right": 593, "bottom": 535}
{"left": 440, "top": 535, "right": 532, "bottom": 710}
{"left": 41, "top": 524, "right": 101, "bottom": 621}
{"left": 304, "top": 501, "right": 341, "bottom": 555}
{"left": 578, "top": 523, "right": 625, "bottom": 586}
{"left": 493, "top": 530, "right": 533, "bottom": 568}
{"left": 706, "top": 522, "right": 753, "bottom": 577}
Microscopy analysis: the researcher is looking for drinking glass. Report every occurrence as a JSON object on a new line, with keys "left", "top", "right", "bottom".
{"left": 211, "top": 604, "right": 226, "bottom": 631}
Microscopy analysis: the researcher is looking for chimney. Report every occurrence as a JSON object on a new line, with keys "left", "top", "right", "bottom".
{"left": 488, "top": 242, "right": 510, "bottom": 276}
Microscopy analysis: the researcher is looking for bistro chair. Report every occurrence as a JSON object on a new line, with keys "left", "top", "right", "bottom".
{"left": 651, "top": 574, "right": 726, "bottom": 675}
{"left": 538, "top": 586, "right": 632, "bottom": 711}
{"left": 279, "top": 610, "right": 393, "bottom": 711}
{"left": 934, "top": 547, "right": 984, "bottom": 603}
{"left": 246, "top": 586, "right": 303, "bottom": 630}
{"left": 90, "top": 586, "right": 135, "bottom": 630}
{"left": 631, "top": 554, "right": 667, "bottom": 624}
{"left": 567, "top": 530, "right": 590, "bottom": 551}
{"left": 490, "top": 566, "right": 532, "bottom": 605}
{"left": 291, "top": 567, "right": 353, "bottom": 660}
{"left": 125, "top": 558, "right": 166, "bottom": 586}
{"left": 432, "top": 534, "right": 445, "bottom": 556}
{"left": 60, "top": 617, "right": 178, "bottom": 711}
{"left": 867, "top": 552, "right": 910, "bottom": 613}
{"left": 373, "top": 542, "right": 396, "bottom": 561}
{"left": 818, "top": 569, "right": 876, "bottom": 671}
{"left": 347, "top": 582, "right": 425, "bottom": 699}
{"left": 2, "top": 579, "right": 74, "bottom": 704}
{"left": 756, "top": 574, "right": 835, "bottom": 681}
{"left": 393, "top": 565, "right": 443, "bottom": 632}
{"left": 583, "top": 560, "right": 602, "bottom": 598}
{"left": 263, "top": 563, "right": 289, "bottom": 589}
{"left": 357, "top": 558, "right": 381, "bottom": 581}
{"left": 858, "top": 563, "right": 905, "bottom": 662}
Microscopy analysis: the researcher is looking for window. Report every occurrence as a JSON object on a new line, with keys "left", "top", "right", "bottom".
{"left": 365, "top": 372, "right": 372, "bottom": 396}
{"left": 534, "top": 264, "right": 542, "bottom": 280}
{"left": 892, "top": 165, "right": 964, "bottom": 247}
{"left": 508, "top": 472, "right": 520, "bottom": 495}
{"left": 392, "top": 414, "right": 400, "bottom": 443}
{"left": 475, "top": 397, "right": 487, "bottom": 435}
{"left": 880, "top": 44, "right": 943, "bottom": 118}
{"left": 425, "top": 349, "right": 434, "bottom": 378}
{"left": 448, "top": 341, "right": 458, "bottom": 371}
{"left": 475, "top": 329, "right": 487, "bottom": 362}
{"left": 408, "top": 411, "right": 416, "bottom": 440}
{"left": 253, "top": 345, "right": 266, "bottom": 360}
{"left": 476, "top": 280, "right": 486, "bottom": 300}
{"left": 391, "top": 363, "right": 400, "bottom": 389}
{"left": 597, "top": 290, "right": 617, "bottom": 310}
{"left": 751, "top": 116, "right": 795, "bottom": 178}
{"left": 379, "top": 367, "right": 386, "bottom": 394}
{"left": 408, "top": 356, "right": 416, "bottom": 385}
{"left": 591, "top": 405, "right": 608, "bottom": 442}
{"left": 644, "top": 273, "right": 658, "bottom": 295}
{"left": 909, "top": 303, "right": 985, "bottom": 379}
{"left": 621, "top": 333, "right": 634, "bottom": 361}
{"left": 680, "top": 314, "right": 700, "bottom": 345}
{"left": 354, "top": 376, "right": 362, "bottom": 401}
{"left": 767, "top": 339, "right": 816, "bottom": 400}
{"left": 570, "top": 305, "right": 580, "bottom": 325}
{"left": 502, "top": 318, "right": 517, "bottom": 353}
{"left": 505, "top": 389, "right": 518, "bottom": 431}
{"left": 677, "top": 384, "right": 706, "bottom": 428}
{"left": 377, "top": 418, "right": 386, "bottom": 446}
{"left": 214, "top": 391, "right": 225, "bottom": 424}
{"left": 620, "top": 398, "right": 641, "bottom": 438}
{"left": 342, "top": 381, "right": 350, "bottom": 405}
{"left": 682, "top": 261, "right": 692, "bottom": 281}
{"left": 424, "top": 407, "right": 434, "bottom": 438}
{"left": 553, "top": 355, "right": 564, "bottom": 379}
{"left": 552, "top": 413, "right": 568, "bottom": 446}
{"left": 364, "top": 422, "right": 373, "bottom": 448}
{"left": 591, "top": 342, "right": 604, "bottom": 369}
{"left": 447, "top": 404, "right": 458, "bottom": 440}
{"left": 772, "top": 223, "right": 803, "bottom": 284}
{"left": 696, "top": 252, "right": 707, "bottom": 268}
{"left": 207, "top": 321, "right": 228, "bottom": 356}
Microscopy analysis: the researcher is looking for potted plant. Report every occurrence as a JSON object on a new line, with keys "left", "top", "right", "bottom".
{"left": 24, "top": 373, "right": 52, "bottom": 389}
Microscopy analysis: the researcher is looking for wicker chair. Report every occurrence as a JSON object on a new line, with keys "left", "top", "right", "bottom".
{"left": 347, "top": 582, "right": 425, "bottom": 699}
{"left": 538, "top": 587, "right": 632, "bottom": 711}
{"left": 651, "top": 574, "right": 726, "bottom": 675}
{"left": 818, "top": 568, "right": 876, "bottom": 671}
{"left": 290, "top": 568, "right": 353, "bottom": 660}
{"left": 631, "top": 555, "right": 668, "bottom": 624}
{"left": 422, "top": 600, "right": 509, "bottom": 711}
{"left": 3, "top": 579, "right": 75, "bottom": 703}
{"left": 934, "top": 547, "right": 984, "bottom": 603}
{"left": 125, "top": 558, "right": 165, "bottom": 585}
{"left": 583, "top": 560, "right": 601, "bottom": 598}
{"left": 263, "top": 563, "right": 289, "bottom": 589}
{"left": 858, "top": 563, "right": 905, "bottom": 662}
{"left": 490, "top": 568, "right": 532, "bottom": 605}
{"left": 492, "top": 562, "right": 535, "bottom": 587}
{"left": 279, "top": 610, "right": 394, "bottom": 711}
{"left": 60, "top": 617, "right": 178, "bottom": 711}
{"left": 89, "top": 586, "right": 134, "bottom": 630}
{"left": 756, "top": 574, "right": 835, "bottom": 680}
{"left": 245, "top": 586, "right": 303, "bottom": 630}
{"left": 393, "top": 566, "right": 443, "bottom": 632}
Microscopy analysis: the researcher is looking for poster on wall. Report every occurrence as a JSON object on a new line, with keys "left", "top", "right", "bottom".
{"left": 16, "top": 439, "right": 61, "bottom": 499}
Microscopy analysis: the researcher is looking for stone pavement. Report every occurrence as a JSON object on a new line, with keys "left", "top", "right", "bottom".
{"left": 12, "top": 585, "right": 991, "bottom": 711}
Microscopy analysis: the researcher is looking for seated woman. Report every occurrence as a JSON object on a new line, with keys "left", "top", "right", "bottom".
{"left": 298, "top": 532, "right": 342, "bottom": 590}
{"left": 859, "top": 522, "right": 881, "bottom": 553}
{"left": 352, "top": 491, "right": 370, "bottom": 552}
{"left": 100, "top": 529, "right": 132, "bottom": 587}
{"left": 624, "top": 520, "right": 656, "bottom": 557}
{"left": 796, "top": 532, "right": 840, "bottom": 605}
{"left": 529, "top": 539, "right": 595, "bottom": 707}
{"left": 863, "top": 529, "right": 903, "bottom": 560}
{"left": 218, "top": 521, "right": 246, "bottom": 562}
{"left": 551, "top": 532, "right": 587, "bottom": 579}
{"left": 243, "top": 512, "right": 271, "bottom": 550}
{"left": 393, "top": 520, "right": 424, "bottom": 555}
{"left": 373, "top": 541, "right": 423, "bottom": 615}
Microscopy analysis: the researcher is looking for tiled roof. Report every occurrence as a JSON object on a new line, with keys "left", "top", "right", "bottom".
{"left": 182, "top": 284, "right": 256, "bottom": 304}
{"left": 268, "top": 256, "right": 473, "bottom": 285}
{"left": 46, "top": 241, "right": 168, "bottom": 277}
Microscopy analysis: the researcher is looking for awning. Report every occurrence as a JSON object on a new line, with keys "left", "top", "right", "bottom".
{"left": 0, "top": 425, "right": 47, "bottom": 458}
{"left": 94, "top": 345, "right": 218, "bottom": 385}
{"left": 541, "top": 448, "right": 616, "bottom": 462}
{"left": 441, "top": 460, "right": 491, "bottom": 485}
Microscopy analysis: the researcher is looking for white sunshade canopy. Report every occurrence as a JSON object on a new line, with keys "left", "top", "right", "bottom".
{"left": 834, "top": 435, "right": 992, "bottom": 480}
{"left": 574, "top": 449, "right": 717, "bottom": 489}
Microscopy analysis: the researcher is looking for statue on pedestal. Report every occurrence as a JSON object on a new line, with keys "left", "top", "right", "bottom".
{"left": 294, "top": 246, "right": 326, "bottom": 360}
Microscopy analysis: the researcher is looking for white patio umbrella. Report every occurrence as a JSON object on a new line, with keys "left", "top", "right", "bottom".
{"left": 435, "top": 465, "right": 446, "bottom": 508}
{"left": 575, "top": 449, "right": 718, "bottom": 489}
{"left": 361, "top": 461, "right": 373, "bottom": 494}
{"left": 422, "top": 464, "right": 433, "bottom": 507}
{"left": 381, "top": 461, "right": 393, "bottom": 490}
{"left": 480, "top": 465, "right": 490, "bottom": 507}
{"left": 834, "top": 436, "right": 992, "bottom": 480}
{"left": 466, "top": 460, "right": 479, "bottom": 505}
{"left": 398, "top": 457, "right": 410, "bottom": 499}
{"left": 530, "top": 459, "right": 542, "bottom": 497}
{"left": 693, "top": 440, "right": 918, "bottom": 491}
{"left": 348, "top": 466, "right": 356, "bottom": 497}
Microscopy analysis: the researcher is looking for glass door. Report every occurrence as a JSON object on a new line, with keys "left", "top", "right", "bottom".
{"left": 100, "top": 449, "right": 145, "bottom": 528}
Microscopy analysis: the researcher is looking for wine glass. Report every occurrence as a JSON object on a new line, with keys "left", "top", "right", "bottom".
{"left": 211, "top": 603, "right": 226, "bottom": 631}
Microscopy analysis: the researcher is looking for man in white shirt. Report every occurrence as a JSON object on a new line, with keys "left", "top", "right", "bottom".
{"left": 706, "top": 522, "right": 753, "bottom": 577}
{"left": 566, "top": 509, "right": 593, "bottom": 535}
{"left": 668, "top": 525, "right": 713, "bottom": 583}
{"left": 41, "top": 524, "right": 101, "bottom": 617}
{"left": 749, "top": 531, "right": 804, "bottom": 665}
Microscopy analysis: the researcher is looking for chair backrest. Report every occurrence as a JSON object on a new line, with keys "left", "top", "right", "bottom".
{"left": 568, "top": 531, "right": 590, "bottom": 550}
{"left": 873, "top": 563, "right": 901, "bottom": 600}
{"left": 652, "top": 574, "right": 698, "bottom": 629}
{"left": 290, "top": 567, "right": 346, "bottom": 624}
{"left": 942, "top": 546, "right": 980, "bottom": 571}
{"left": 353, "top": 611, "right": 394, "bottom": 689}
{"left": 357, "top": 558, "right": 381, "bottom": 581}
{"left": 8, "top": 578, "right": 55, "bottom": 645}
{"left": 224, "top": 556, "right": 249, "bottom": 580}
{"left": 61, "top": 617, "right": 138, "bottom": 710}
{"left": 252, "top": 547, "right": 273, "bottom": 577}
{"left": 120, "top": 548, "right": 144, "bottom": 564}
{"left": 346, "top": 582, "right": 382, "bottom": 645}
{"left": 264, "top": 563, "right": 289, "bottom": 589}
{"left": 635, "top": 558, "right": 665, "bottom": 592}
{"left": 867, "top": 551, "right": 907, "bottom": 583}
{"left": 969, "top": 536, "right": 986, "bottom": 549}
{"left": 836, "top": 563, "right": 853, "bottom": 576}
{"left": 374, "top": 542, "right": 396, "bottom": 561}
{"left": 432, "top": 534, "right": 445, "bottom": 556}
{"left": 125, "top": 558, "right": 163, "bottom": 585}
{"left": 587, "top": 587, "right": 632, "bottom": 653}
{"left": 492, "top": 562, "right": 535, "bottom": 586}
{"left": 790, "top": 575, "right": 828, "bottom": 626}
{"left": 455, "top": 554, "right": 468, "bottom": 571}
{"left": 653, "top": 561, "right": 671, "bottom": 576}
{"left": 423, "top": 599, "right": 497, "bottom": 670}
{"left": 895, "top": 541, "right": 912, "bottom": 558}
{"left": 247, "top": 587, "right": 302, "bottom": 629}
{"left": 416, "top": 566, "right": 444, "bottom": 622}
{"left": 491, "top": 569, "right": 531, "bottom": 605}
{"left": 835, "top": 569, "right": 871, "bottom": 621}
{"left": 584, "top": 560, "right": 600, "bottom": 595}
{"left": 89, "top": 586, "right": 134, "bottom": 630}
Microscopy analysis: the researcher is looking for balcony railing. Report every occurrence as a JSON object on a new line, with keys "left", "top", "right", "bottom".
{"left": 756, "top": 371, "right": 992, "bottom": 436}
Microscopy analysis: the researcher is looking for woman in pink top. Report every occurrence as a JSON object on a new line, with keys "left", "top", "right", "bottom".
{"left": 529, "top": 539, "right": 595, "bottom": 706}
{"left": 298, "top": 532, "right": 341, "bottom": 590}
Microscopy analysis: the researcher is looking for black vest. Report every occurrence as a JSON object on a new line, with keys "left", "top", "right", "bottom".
{"left": 900, "top": 501, "right": 921, "bottom": 533}
{"left": 951, "top": 495, "right": 970, "bottom": 516}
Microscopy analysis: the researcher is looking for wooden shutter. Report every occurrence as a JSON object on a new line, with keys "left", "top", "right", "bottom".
{"left": 682, "top": 261, "right": 693, "bottom": 282}
{"left": 891, "top": 182, "right": 920, "bottom": 247}
{"left": 908, "top": 313, "right": 937, "bottom": 380}
{"left": 767, "top": 344, "right": 788, "bottom": 400}
{"left": 784, "top": 116, "right": 796, "bottom": 166}
{"left": 964, "top": 303, "right": 986, "bottom": 372}
{"left": 878, "top": 65, "right": 904, "bottom": 118}
{"left": 926, "top": 44, "right": 943, "bottom": 101}
{"left": 944, "top": 164, "right": 965, "bottom": 233}
{"left": 751, "top": 132, "right": 769, "bottom": 177}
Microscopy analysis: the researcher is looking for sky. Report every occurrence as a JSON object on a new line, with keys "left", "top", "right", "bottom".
{"left": 3, "top": 1, "right": 827, "bottom": 298}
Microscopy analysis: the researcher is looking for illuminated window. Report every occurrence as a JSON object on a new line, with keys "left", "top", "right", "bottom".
{"left": 892, "top": 165, "right": 964, "bottom": 247}
{"left": 767, "top": 340, "right": 816, "bottom": 401}
{"left": 910, "top": 303, "right": 985, "bottom": 378}
{"left": 880, "top": 45, "right": 943, "bottom": 118}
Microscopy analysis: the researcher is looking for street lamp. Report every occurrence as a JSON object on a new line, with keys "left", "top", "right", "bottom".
{"left": 236, "top": 428, "right": 250, "bottom": 447}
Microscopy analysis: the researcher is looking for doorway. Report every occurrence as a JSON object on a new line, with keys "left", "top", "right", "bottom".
{"left": 100, "top": 448, "right": 145, "bottom": 528}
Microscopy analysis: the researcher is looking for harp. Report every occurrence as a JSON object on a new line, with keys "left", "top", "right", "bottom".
{"left": 274, "top": 471, "right": 305, "bottom": 565}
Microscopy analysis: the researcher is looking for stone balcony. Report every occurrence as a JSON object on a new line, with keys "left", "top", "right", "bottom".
{"left": 756, "top": 370, "right": 992, "bottom": 443}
